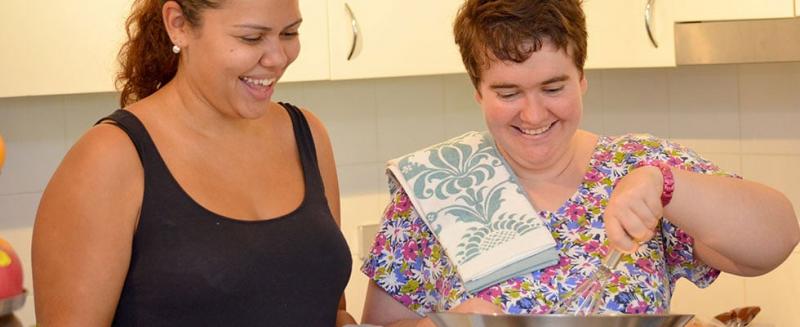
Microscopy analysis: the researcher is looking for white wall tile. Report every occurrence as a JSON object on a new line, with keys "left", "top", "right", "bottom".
{"left": 337, "top": 163, "right": 392, "bottom": 323}
{"left": 743, "top": 252, "right": 800, "bottom": 327}
{"left": 340, "top": 192, "right": 387, "bottom": 252}
{"left": 63, "top": 92, "right": 119, "bottom": 146}
{"left": 376, "top": 75, "right": 446, "bottom": 161}
{"left": 581, "top": 70, "right": 605, "bottom": 134}
{"left": 741, "top": 154, "right": 800, "bottom": 216}
{"left": 668, "top": 65, "right": 740, "bottom": 154}
{"left": 739, "top": 63, "right": 800, "bottom": 155}
{"left": 335, "top": 159, "right": 395, "bottom": 322}
{"left": 273, "top": 80, "right": 308, "bottom": 106}
{"left": 339, "top": 189, "right": 388, "bottom": 322}
{"left": 337, "top": 162, "right": 386, "bottom": 197}
{"left": 443, "top": 73, "right": 484, "bottom": 138}
{"left": 300, "top": 79, "right": 379, "bottom": 165}
{"left": 0, "top": 193, "right": 41, "bottom": 230}
{"left": 602, "top": 68, "right": 670, "bottom": 137}
{"left": 337, "top": 162, "right": 390, "bottom": 254}
{"left": 0, "top": 95, "right": 66, "bottom": 195}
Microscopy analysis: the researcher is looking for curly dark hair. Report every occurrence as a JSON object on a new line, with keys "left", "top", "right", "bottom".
{"left": 453, "top": 0, "right": 588, "bottom": 88}
{"left": 116, "top": 0, "right": 222, "bottom": 107}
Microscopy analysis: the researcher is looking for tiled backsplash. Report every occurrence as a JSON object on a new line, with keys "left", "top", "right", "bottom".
{"left": 1, "top": 63, "right": 798, "bottom": 326}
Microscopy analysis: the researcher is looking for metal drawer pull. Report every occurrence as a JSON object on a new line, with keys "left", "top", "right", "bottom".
{"left": 645, "top": 0, "right": 658, "bottom": 48}
{"left": 344, "top": 3, "right": 360, "bottom": 60}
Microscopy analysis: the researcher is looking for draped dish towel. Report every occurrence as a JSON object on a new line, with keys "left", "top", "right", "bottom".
{"left": 387, "top": 131, "right": 558, "bottom": 293}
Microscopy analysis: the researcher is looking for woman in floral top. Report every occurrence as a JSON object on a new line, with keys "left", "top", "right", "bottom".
{"left": 360, "top": 1, "right": 799, "bottom": 326}
{"left": 365, "top": 134, "right": 721, "bottom": 315}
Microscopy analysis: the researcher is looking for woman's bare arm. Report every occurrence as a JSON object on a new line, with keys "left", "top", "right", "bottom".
{"left": 33, "top": 124, "right": 143, "bottom": 326}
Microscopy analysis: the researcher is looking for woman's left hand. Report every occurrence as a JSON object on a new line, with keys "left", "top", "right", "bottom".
{"left": 604, "top": 165, "right": 665, "bottom": 252}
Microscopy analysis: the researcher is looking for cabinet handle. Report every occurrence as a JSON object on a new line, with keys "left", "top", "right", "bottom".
{"left": 644, "top": 0, "right": 658, "bottom": 48}
{"left": 344, "top": 3, "right": 360, "bottom": 60}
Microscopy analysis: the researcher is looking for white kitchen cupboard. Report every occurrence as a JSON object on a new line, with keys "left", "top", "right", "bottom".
{"left": 282, "top": 0, "right": 330, "bottom": 82}
{"left": 326, "top": 0, "right": 465, "bottom": 80}
{"left": 0, "top": 0, "right": 131, "bottom": 98}
{"left": 0, "top": 0, "right": 324, "bottom": 98}
{"left": 582, "top": 0, "right": 675, "bottom": 69}
{"left": 672, "top": 0, "right": 795, "bottom": 22}
{"left": 0, "top": 0, "right": 28, "bottom": 98}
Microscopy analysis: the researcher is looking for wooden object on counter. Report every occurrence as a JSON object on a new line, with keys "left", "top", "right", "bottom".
{"left": 714, "top": 306, "right": 761, "bottom": 326}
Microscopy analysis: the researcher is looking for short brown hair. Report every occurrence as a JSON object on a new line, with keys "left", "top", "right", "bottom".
{"left": 116, "top": 0, "right": 223, "bottom": 107}
{"left": 453, "top": 0, "right": 587, "bottom": 88}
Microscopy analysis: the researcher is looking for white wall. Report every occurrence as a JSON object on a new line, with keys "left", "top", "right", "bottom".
{"left": 1, "top": 63, "right": 798, "bottom": 326}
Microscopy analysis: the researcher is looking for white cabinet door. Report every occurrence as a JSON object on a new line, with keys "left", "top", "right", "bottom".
{"left": 673, "top": 0, "right": 795, "bottom": 22}
{"left": 583, "top": 0, "right": 675, "bottom": 69}
{"left": 0, "top": 0, "right": 326, "bottom": 98}
{"left": 327, "top": 0, "right": 465, "bottom": 80}
{"left": 1, "top": 0, "right": 131, "bottom": 98}
{"left": 282, "top": 0, "right": 330, "bottom": 82}
{"left": 0, "top": 0, "right": 28, "bottom": 98}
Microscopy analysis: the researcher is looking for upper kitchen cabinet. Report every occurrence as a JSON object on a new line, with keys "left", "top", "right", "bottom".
{"left": 282, "top": 0, "right": 330, "bottom": 82}
{"left": 327, "top": 0, "right": 465, "bottom": 80}
{"left": 0, "top": 0, "right": 131, "bottom": 98}
{"left": 673, "top": 0, "right": 795, "bottom": 22}
{"left": 0, "top": 0, "right": 27, "bottom": 98}
{"left": 583, "top": 0, "right": 675, "bottom": 69}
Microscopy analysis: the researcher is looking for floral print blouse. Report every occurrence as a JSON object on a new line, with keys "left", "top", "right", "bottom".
{"left": 362, "top": 134, "right": 729, "bottom": 315}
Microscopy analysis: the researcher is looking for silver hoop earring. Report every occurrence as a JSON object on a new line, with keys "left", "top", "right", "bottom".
{"left": 172, "top": 45, "right": 181, "bottom": 54}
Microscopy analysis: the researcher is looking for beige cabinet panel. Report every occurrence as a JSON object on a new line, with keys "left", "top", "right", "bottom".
{"left": 0, "top": 0, "right": 28, "bottom": 97}
{"left": 282, "top": 0, "right": 330, "bottom": 82}
{"left": 2, "top": 0, "right": 325, "bottom": 98}
{"left": 1, "top": 0, "right": 130, "bottom": 98}
{"left": 797, "top": 0, "right": 799, "bottom": 16}
{"left": 327, "top": 0, "right": 465, "bottom": 80}
{"left": 673, "top": 0, "right": 794, "bottom": 22}
{"left": 583, "top": 0, "right": 675, "bottom": 69}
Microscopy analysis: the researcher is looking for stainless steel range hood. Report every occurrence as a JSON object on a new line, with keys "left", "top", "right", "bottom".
{"left": 675, "top": 16, "right": 800, "bottom": 65}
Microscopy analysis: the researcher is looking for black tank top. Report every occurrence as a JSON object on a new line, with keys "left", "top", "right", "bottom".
{"left": 101, "top": 103, "right": 352, "bottom": 326}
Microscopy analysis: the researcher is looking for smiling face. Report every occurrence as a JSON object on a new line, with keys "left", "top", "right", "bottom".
{"left": 475, "top": 40, "right": 587, "bottom": 172}
{"left": 173, "top": 0, "right": 301, "bottom": 119}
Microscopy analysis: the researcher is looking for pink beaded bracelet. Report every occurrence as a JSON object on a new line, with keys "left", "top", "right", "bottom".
{"left": 639, "top": 160, "right": 674, "bottom": 207}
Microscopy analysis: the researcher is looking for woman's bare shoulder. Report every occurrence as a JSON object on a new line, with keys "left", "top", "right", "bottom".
{"left": 38, "top": 120, "right": 144, "bottom": 226}
{"left": 70, "top": 121, "right": 143, "bottom": 178}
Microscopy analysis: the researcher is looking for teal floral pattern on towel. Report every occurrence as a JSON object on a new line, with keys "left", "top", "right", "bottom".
{"left": 390, "top": 132, "right": 553, "bottom": 266}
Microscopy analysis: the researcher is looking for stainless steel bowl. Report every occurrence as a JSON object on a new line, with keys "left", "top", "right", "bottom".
{"left": 428, "top": 312, "right": 694, "bottom": 327}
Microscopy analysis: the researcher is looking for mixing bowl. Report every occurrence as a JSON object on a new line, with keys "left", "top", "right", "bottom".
{"left": 428, "top": 312, "right": 694, "bottom": 327}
